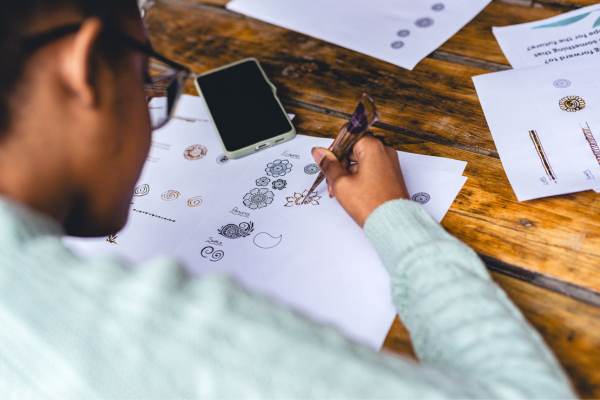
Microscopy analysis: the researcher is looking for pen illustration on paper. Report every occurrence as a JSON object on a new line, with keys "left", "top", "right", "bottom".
{"left": 106, "top": 234, "right": 118, "bottom": 245}
{"left": 218, "top": 221, "right": 255, "bottom": 239}
{"left": 432, "top": 3, "right": 444, "bottom": 11}
{"left": 412, "top": 192, "right": 431, "bottom": 205}
{"left": 559, "top": 95, "right": 585, "bottom": 112}
{"left": 134, "top": 184, "right": 150, "bottom": 197}
{"left": 230, "top": 207, "right": 250, "bottom": 217}
{"left": 205, "top": 237, "right": 223, "bottom": 246}
{"left": 265, "top": 159, "right": 292, "bottom": 177}
{"left": 243, "top": 188, "right": 275, "bottom": 209}
{"left": 581, "top": 123, "right": 600, "bottom": 165}
{"left": 253, "top": 232, "right": 283, "bottom": 249}
{"left": 304, "top": 164, "right": 320, "bottom": 175}
{"left": 183, "top": 144, "right": 208, "bottom": 160}
{"left": 415, "top": 17, "right": 434, "bottom": 28}
{"left": 161, "top": 190, "right": 181, "bottom": 201}
{"left": 553, "top": 79, "right": 571, "bottom": 88}
{"left": 201, "top": 246, "right": 224, "bottom": 262}
{"left": 529, "top": 130, "right": 557, "bottom": 181}
{"left": 187, "top": 196, "right": 203, "bottom": 207}
{"left": 256, "top": 177, "right": 270, "bottom": 186}
{"left": 285, "top": 190, "right": 321, "bottom": 207}
{"left": 272, "top": 179, "right": 287, "bottom": 190}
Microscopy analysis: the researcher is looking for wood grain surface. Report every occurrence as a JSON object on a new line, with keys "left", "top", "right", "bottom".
{"left": 165, "top": 0, "right": 600, "bottom": 396}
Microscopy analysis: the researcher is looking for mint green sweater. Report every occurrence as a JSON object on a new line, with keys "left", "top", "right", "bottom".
{"left": 0, "top": 197, "right": 576, "bottom": 398}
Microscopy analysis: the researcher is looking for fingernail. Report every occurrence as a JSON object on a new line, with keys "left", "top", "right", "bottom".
{"left": 311, "top": 147, "right": 327, "bottom": 165}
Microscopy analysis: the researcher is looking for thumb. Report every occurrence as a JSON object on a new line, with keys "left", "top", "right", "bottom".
{"left": 312, "top": 147, "right": 349, "bottom": 184}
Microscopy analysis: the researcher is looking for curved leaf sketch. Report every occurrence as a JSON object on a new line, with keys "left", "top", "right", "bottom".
{"left": 533, "top": 12, "right": 592, "bottom": 29}
{"left": 594, "top": 16, "right": 600, "bottom": 28}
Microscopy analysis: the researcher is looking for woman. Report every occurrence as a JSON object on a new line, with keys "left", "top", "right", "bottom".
{"left": 0, "top": 0, "right": 576, "bottom": 398}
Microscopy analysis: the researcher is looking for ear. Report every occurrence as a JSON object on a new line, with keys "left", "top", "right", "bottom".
{"left": 60, "top": 18, "right": 104, "bottom": 107}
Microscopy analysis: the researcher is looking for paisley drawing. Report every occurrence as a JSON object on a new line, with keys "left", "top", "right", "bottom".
{"left": 161, "top": 190, "right": 180, "bottom": 201}
{"left": 201, "top": 246, "right": 224, "bottom": 262}
{"left": 218, "top": 221, "right": 255, "bottom": 239}
{"left": 265, "top": 159, "right": 292, "bottom": 177}
{"left": 187, "top": 196, "right": 202, "bottom": 207}
{"left": 253, "top": 233, "right": 283, "bottom": 249}
{"left": 559, "top": 95, "right": 585, "bottom": 112}
{"left": 285, "top": 190, "right": 321, "bottom": 207}
{"left": 134, "top": 184, "right": 150, "bottom": 197}
{"left": 529, "top": 130, "right": 557, "bottom": 181}
{"left": 243, "top": 188, "right": 275, "bottom": 209}
{"left": 581, "top": 123, "right": 600, "bottom": 165}
{"left": 183, "top": 144, "right": 208, "bottom": 160}
{"left": 412, "top": 192, "right": 431, "bottom": 205}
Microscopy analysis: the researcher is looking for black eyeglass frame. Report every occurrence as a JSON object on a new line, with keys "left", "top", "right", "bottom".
{"left": 22, "top": 23, "right": 191, "bottom": 129}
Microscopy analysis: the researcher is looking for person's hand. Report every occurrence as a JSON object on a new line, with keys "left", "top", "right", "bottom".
{"left": 311, "top": 135, "right": 409, "bottom": 228}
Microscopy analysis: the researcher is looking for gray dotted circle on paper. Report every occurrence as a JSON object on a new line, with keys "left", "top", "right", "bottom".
{"left": 391, "top": 41, "right": 405, "bottom": 49}
{"left": 415, "top": 17, "right": 434, "bottom": 28}
{"left": 397, "top": 29, "right": 410, "bottom": 37}
{"left": 553, "top": 79, "right": 571, "bottom": 88}
{"left": 412, "top": 192, "right": 431, "bottom": 205}
{"left": 432, "top": 3, "right": 444, "bottom": 11}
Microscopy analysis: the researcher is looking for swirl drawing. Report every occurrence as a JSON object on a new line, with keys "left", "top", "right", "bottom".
{"left": 243, "top": 188, "right": 275, "bottom": 210}
{"left": 183, "top": 144, "right": 208, "bottom": 160}
{"left": 415, "top": 17, "right": 434, "bottom": 28}
{"left": 201, "top": 246, "right": 224, "bottom": 262}
{"left": 304, "top": 163, "right": 320, "bottom": 175}
{"left": 161, "top": 190, "right": 180, "bottom": 201}
{"left": 553, "top": 79, "right": 571, "bottom": 88}
{"left": 559, "top": 95, "right": 585, "bottom": 112}
{"left": 272, "top": 179, "right": 287, "bottom": 190}
{"left": 134, "top": 184, "right": 150, "bottom": 197}
{"left": 285, "top": 190, "right": 321, "bottom": 207}
{"left": 253, "top": 233, "right": 283, "bottom": 249}
{"left": 256, "top": 177, "right": 270, "bottom": 186}
{"left": 265, "top": 159, "right": 292, "bottom": 177}
{"left": 218, "top": 221, "right": 255, "bottom": 239}
{"left": 412, "top": 192, "right": 431, "bottom": 205}
{"left": 187, "top": 196, "right": 202, "bottom": 207}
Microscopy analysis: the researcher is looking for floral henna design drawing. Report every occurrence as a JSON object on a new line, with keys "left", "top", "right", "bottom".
{"left": 256, "top": 177, "right": 270, "bottom": 186}
{"left": 285, "top": 190, "right": 321, "bottom": 207}
{"left": 243, "top": 188, "right": 275, "bottom": 210}
{"left": 265, "top": 159, "right": 292, "bottom": 177}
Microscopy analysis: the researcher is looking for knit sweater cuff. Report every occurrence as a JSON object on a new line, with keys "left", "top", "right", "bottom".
{"left": 363, "top": 199, "right": 453, "bottom": 275}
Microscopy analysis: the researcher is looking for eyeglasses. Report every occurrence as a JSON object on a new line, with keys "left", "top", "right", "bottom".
{"left": 22, "top": 23, "right": 190, "bottom": 130}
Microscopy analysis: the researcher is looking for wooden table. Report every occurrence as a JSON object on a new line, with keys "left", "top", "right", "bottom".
{"left": 145, "top": 0, "right": 600, "bottom": 397}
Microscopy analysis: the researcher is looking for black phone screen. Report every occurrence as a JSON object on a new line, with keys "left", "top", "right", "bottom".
{"left": 196, "top": 60, "right": 293, "bottom": 152}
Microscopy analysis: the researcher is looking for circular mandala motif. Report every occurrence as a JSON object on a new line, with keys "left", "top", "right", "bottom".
{"left": 243, "top": 188, "right": 275, "bottom": 210}
{"left": 272, "top": 179, "right": 287, "bottom": 190}
{"left": 432, "top": 3, "right": 444, "bottom": 11}
{"left": 161, "top": 190, "right": 180, "bottom": 201}
{"left": 183, "top": 144, "right": 208, "bottom": 160}
{"left": 134, "top": 184, "right": 150, "bottom": 197}
{"left": 397, "top": 29, "right": 410, "bottom": 37}
{"left": 415, "top": 17, "right": 434, "bottom": 28}
{"left": 216, "top": 153, "right": 230, "bottom": 165}
{"left": 304, "top": 163, "right": 320, "bottom": 175}
{"left": 559, "top": 95, "right": 585, "bottom": 112}
{"left": 265, "top": 159, "right": 292, "bottom": 177}
{"left": 412, "top": 192, "right": 431, "bottom": 204}
{"left": 187, "top": 196, "right": 202, "bottom": 207}
{"left": 391, "top": 41, "right": 404, "bottom": 49}
{"left": 256, "top": 177, "right": 270, "bottom": 186}
{"left": 553, "top": 79, "right": 571, "bottom": 88}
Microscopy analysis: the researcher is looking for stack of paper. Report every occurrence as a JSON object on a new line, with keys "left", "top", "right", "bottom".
{"left": 473, "top": 5, "right": 600, "bottom": 201}
{"left": 65, "top": 95, "right": 467, "bottom": 349}
{"left": 225, "top": 0, "right": 492, "bottom": 70}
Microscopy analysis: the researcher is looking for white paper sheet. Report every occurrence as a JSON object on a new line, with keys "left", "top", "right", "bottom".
{"left": 65, "top": 95, "right": 467, "bottom": 349}
{"left": 473, "top": 58, "right": 600, "bottom": 201}
{"left": 225, "top": 0, "right": 491, "bottom": 71}
{"left": 493, "top": 4, "right": 600, "bottom": 69}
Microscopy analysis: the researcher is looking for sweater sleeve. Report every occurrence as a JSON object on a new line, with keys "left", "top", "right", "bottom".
{"left": 363, "top": 199, "right": 577, "bottom": 399}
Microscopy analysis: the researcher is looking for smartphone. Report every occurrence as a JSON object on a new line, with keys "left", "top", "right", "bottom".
{"left": 195, "top": 58, "right": 296, "bottom": 159}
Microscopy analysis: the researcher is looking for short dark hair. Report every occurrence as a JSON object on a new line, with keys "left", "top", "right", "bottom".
{"left": 0, "top": 0, "right": 139, "bottom": 135}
